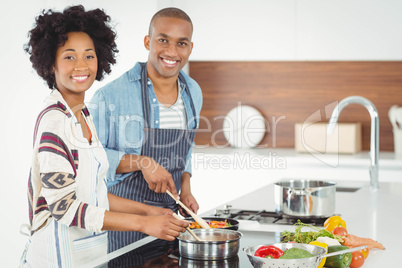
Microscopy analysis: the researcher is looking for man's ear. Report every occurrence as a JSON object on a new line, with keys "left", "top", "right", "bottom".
{"left": 144, "top": 35, "right": 150, "bottom": 51}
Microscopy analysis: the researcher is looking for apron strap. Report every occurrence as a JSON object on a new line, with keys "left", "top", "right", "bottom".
{"left": 139, "top": 62, "right": 198, "bottom": 128}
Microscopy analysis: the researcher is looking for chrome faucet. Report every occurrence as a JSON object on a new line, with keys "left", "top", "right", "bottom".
{"left": 327, "top": 96, "right": 379, "bottom": 189}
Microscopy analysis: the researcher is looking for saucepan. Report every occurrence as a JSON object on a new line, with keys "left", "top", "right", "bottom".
{"left": 243, "top": 243, "right": 367, "bottom": 268}
{"left": 274, "top": 179, "right": 336, "bottom": 218}
{"left": 177, "top": 229, "right": 242, "bottom": 260}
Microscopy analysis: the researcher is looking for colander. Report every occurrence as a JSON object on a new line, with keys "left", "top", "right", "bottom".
{"left": 243, "top": 243, "right": 366, "bottom": 268}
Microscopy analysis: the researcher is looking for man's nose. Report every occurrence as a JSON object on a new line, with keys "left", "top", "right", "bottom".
{"left": 165, "top": 43, "right": 178, "bottom": 57}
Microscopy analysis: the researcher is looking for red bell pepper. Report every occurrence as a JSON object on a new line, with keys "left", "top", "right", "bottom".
{"left": 254, "top": 245, "right": 284, "bottom": 259}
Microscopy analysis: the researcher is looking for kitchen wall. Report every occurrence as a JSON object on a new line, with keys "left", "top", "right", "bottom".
{"left": 190, "top": 61, "right": 402, "bottom": 151}
{"left": 1, "top": 0, "right": 402, "bottom": 266}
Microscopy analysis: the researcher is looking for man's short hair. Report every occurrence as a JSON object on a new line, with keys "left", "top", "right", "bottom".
{"left": 148, "top": 7, "right": 193, "bottom": 35}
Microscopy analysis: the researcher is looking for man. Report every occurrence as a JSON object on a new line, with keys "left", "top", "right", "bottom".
{"left": 89, "top": 7, "right": 203, "bottom": 251}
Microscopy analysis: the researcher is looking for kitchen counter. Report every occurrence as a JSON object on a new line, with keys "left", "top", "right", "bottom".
{"left": 87, "top": 179, "right": 401, "bottom": 267}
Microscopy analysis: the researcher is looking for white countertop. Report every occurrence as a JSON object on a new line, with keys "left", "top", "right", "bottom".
{"left": 87, "top": 147, "right": 401, "bottom": 267}
{"left": 191, "top": 148, "right": 401, "bottom": 267}
{"left": 214, "top": 181, "right": 401, "bottom": 268}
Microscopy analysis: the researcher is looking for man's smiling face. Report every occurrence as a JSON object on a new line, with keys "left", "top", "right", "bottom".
{"left": 144, "top": 16, "right": 193, "bottom": 80}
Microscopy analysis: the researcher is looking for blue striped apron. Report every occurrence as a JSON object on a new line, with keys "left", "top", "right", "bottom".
{"left": 108, "top": 63, "right": 197, "bottom": 252}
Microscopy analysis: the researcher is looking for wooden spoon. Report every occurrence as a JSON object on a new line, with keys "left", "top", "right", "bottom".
{"left": 172, "top": 213, "right": 201, "bottom": 241}
{"left": 166, "top": 190, "right": 211, "bottom": 229}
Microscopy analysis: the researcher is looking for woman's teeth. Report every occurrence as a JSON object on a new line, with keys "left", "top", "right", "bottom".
{"left": 73, "top": 76, "right": 88, "bottom": 81}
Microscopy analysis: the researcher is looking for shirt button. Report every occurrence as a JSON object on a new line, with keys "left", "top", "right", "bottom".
{"left": 147, "top": 81, "right": 151, "bottom": 85}
{"left": 153, "top": 98, "right": 156, "bottom": 102}
{"left": 126, "top": 115, "right": 129, "bottom": 119}
{"left": 155, "top": 120, "right": 159, "bottom": 124}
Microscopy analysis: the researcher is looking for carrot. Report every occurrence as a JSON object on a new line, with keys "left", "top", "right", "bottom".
{"left": 342, "top": 233, "right": 385, "bottom": 250}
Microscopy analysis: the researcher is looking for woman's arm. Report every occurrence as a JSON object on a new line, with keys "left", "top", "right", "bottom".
{"left": 107, "top": 193, "right": 171, "bottom": 216}
{"left": 104, "top": 193, "right": 189, "bottom": 241}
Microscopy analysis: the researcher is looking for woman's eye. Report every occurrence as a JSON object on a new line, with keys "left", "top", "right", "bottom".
{"left": 86, "top": 55, "right": 96, "bottom": 59}
{"left": 64, "top": 55, "right": 74, "bottom": 60}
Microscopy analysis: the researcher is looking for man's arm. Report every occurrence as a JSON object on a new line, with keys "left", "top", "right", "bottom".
{"left": 104, "top": 193, "right": 188, "bottom": 241}
{"left": 116, "top": 154, "right": 179, "bottom": 197}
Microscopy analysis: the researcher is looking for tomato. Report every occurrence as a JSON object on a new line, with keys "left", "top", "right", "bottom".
{"left": 350, "top": 251, "right": 365, "bottom": 268}
{"left": 348, "top": 246, "right": 369, "bottom": 259}
{"left": 332, "top": 227, "right": 348, "bottom": 236}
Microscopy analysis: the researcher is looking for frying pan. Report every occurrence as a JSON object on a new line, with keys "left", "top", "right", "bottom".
{"left": 184, "top": 216, "right": 239, "bottom": 230}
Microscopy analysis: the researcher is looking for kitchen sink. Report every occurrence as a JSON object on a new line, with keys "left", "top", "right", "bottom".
{"left": 336, "top": 186, "right": 360, "bottom": 192}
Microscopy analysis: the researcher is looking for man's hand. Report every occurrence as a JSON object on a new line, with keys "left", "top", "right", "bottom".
{"left": 140, "top": 156, "right": 179, "bottom": 197}
{"left": 179, "top": 191, "right": 199, "bottom": 217}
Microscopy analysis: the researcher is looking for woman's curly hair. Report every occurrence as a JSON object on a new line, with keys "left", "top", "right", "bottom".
{"left": 24, "top": 5, "right": 118, "bottom": 89}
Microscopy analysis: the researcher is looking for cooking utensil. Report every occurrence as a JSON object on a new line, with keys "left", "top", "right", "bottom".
{"left": 172, "top": 213, "right": 201, "bottom": 241}
{"left": 166, "top": 190, "right": 211, "bottom": 229}
{"left": 185, "top": 216, "right": 239, "bottom": 230}
{"left": 274, "top": 180, "right": 336, "bottom": 218}
{"left": 177, "top": 228, "right": 242, "bottom": 260}
{"left": 389, "top": 105, "right": 402, "bottom": 157}
{"left": 389, "top": 105, "right": 400, "bottom": 129}
{"left": 243, "top": 243, "right": 367, "bottom": 268}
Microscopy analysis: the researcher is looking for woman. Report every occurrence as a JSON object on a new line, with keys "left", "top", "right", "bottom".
{"left": 21, "top": 5, "right": 188, "bottom": 267}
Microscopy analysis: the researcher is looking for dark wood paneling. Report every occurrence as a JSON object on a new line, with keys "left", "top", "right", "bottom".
{"left": 190, "top": 61, "right": 402, "bottom": 151}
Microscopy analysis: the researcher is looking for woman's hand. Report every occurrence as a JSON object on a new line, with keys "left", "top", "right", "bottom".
{"left": 140, "top": 214, "right": 188, "bottom": 241}
{"left": 147, "top": 206, "right": 174, "bottom": 217}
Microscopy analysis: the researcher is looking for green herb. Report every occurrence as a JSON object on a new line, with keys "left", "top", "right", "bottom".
{"left": 281, "top": 219, "right": 343, "bottom": 244}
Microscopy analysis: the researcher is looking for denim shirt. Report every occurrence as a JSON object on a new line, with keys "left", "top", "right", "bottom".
{"left": 88, "top": 62, "right": 203, "bottom": 188}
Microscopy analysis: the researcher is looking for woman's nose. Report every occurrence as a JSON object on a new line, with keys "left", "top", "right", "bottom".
{"left": 74, "top": 66, "right": 88, "bottom": 71}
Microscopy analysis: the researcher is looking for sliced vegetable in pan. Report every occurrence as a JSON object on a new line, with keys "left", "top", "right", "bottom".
{"left": 189, "top": 219, "right": 232, "bottom": 229}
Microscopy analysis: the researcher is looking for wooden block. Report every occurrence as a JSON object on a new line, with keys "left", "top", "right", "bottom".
{"left": 295, "top": 122, "right": 362, "bottom": 154}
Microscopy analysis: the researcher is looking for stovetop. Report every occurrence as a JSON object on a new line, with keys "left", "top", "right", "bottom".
{"left": 213, "top": 207, "right": 328, "bottom": 226}
{"left": 106, "top": 208, "right": 329, "bottom": 267}
{"left": 107, "top": 230, "right": 282, "bottom": 268}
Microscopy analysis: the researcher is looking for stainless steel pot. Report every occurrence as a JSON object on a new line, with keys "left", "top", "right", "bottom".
{"left": 177, "top": 229, "right": 242, "bottom": 260}
{"left": 274, "top": 180, "right": 336, "bottom": 218}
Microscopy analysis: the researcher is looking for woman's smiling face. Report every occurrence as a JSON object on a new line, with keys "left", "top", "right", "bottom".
{"left": 53, "top": 32, "right": 97, "bottom": 97}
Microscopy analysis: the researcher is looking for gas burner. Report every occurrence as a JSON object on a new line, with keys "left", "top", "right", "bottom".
{"left": 214, "top": 208, "right": 328, "bottom": 226}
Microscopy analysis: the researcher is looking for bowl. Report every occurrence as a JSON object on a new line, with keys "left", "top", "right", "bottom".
{"left": 177, "top": 229, "right": 242, "bottom": 260}
{"left": 185, "top": 216, "right": 239, "bottom": 230}
{"left": 243, "top": 243, "right": 327, "bottom": 268}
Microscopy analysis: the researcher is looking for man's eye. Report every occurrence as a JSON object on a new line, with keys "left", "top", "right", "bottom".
{"left": 159, "top": 38, "right": 167, "bottom": 43}
{"left": 179, "top": 42, "right": 188, "bottom": 46}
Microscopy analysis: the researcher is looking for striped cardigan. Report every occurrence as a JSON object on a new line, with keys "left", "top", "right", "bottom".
{"left": 27, "top": 90, "right": 108, "bottom": 234}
